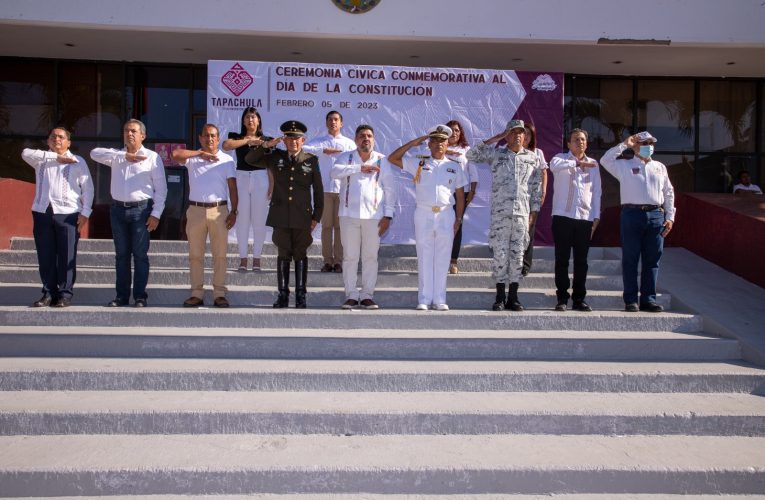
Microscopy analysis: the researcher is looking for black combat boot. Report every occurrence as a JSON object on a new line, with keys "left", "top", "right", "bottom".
{"left": 294, "top": 257, "right": 308, "bottom": 308}
{"left": 492, "top": 283, "right": 506, "bottom": 311}
{"left": 273, "top": 257, "right": 290, "bottom": 308}
{"left": 506, "top": 282, "right": 524, "bottom": 311}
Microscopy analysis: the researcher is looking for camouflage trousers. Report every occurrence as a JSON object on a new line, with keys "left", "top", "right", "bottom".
{"left": 489, "top": 214, "right": 530, "bottom": 284}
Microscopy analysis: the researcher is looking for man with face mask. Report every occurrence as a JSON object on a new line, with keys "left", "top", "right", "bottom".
{"left": 467, "top": 120, "right": 543, "bottom": 312}
{"left": 600, "top": 131, "right": 675, "bottom": 313}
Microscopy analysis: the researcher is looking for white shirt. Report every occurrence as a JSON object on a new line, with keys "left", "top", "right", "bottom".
{"left": 401, "top": 156, "right": 468, "bottom": 209}
{"left": 549, "top": 151, "right": 602, "bottom": 221}
{"left": 444, "top": 145, "right": 478, "bottom": 193}
{"left": 600, "top": 143, "right": 676, "bottom": 221}
{"left": 90, "top": 145, "right": 168, "bottom": 219}
{"left": 303, "top": 133, "right": 357, "bottom": 194}
{"left": 733, "top": 183, "right": 763, "bottom": 194}
{"left": 331, "top": 150, "right": 396, "bottom": 220}
{"left": 21, "top": 148, "right": 94, "bottom": 217}
{"left": 179, "top": 151, "right": 236, "bottom": 202}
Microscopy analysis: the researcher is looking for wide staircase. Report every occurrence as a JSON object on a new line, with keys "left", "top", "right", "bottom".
{"left": 0, "top": 236, "right": 763, "bottom": 497}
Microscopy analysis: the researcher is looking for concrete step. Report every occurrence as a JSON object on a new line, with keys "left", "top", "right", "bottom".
{"left": 0, "top": 434, "right": 763, "bottom": 495}
{"left": 0, "top": 267, "right": 626, "bottom": 290}
{"left": 0, "top": 306, "right": 703, "bottom": 332}
{"left": 0, "top": 283, "right": 671, "bottom": 310}
{"left": 0, "top": 326, "right": 730, "bottom": 360}
{"left": 3, "top": 358, "right": 762, "bottom": 393}
{"left": 2, "top": 391, "right": 764, "bottom": 436}
{"left": 14, "top": 237, "right": 620, "bottom": 260}
{"left": 0, "top": 250, "right": 622, "bottom": 274}
{"left": 7, "top": 493, "right": 763, "bottom": 500}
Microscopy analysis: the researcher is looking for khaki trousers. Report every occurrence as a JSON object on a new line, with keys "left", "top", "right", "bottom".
{"left": 321, "top": 192, "right": 342, "bottom": 265}
{"left": 186, "top": 205, "right": 229, "bottom": 299}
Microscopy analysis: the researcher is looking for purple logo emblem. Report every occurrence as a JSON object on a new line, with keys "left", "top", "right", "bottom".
{"left": 221, "top": 63, "right": 253, "bottom": 96}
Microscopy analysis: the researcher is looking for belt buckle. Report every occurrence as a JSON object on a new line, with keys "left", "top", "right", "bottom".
{"left": 431, "top": 206, "right": 441, "bottom": 213}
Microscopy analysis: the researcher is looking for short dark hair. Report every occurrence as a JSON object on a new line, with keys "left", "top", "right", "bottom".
{"left": 326, "top": 110, "right": 343, "bottom": 122}
{"left": 355, "top": 124, "right": 374, "bottom": 137}
{"left": 50, "top": 127, "right": 71, "bottom": 140}
{"left": 738, "top": 170, "right": 750, "bottom": 181}
{"left": 568, "top": 128, "right": 589, "bottom": 141}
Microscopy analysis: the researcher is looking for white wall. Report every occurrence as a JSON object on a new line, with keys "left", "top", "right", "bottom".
{"left": 1, "top": 0, "right": 763, "bottom": 46}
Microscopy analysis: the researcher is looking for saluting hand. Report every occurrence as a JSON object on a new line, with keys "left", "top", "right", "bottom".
{"left": 360, "top": 164, "right": 380, "bottom": 174}
{"left": 126, "top": 152, "right": 148, "bottom": 163}
{"left": 56, "top": 155, "right": 78, "bottom": 164}
{"left": 199, "top": 150, "right": 219, "bottom": 162}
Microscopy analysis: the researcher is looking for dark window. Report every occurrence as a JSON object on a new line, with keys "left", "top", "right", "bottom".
{"left": 126, "top": 66, "right": 191, "bottom": 141}
{"left": 564, "top": 77, "right": 633, "bottom": 150}
{"left": 699, "top": 81, "right": 756, "bottom": 153}
{"left": 637, "top": 80, "right": 695, "bottom": 151}
{"left": 0, "top": 61, "right": 54, "bottom": 136}
{"left": 59, "top": 62, "right": 124, "bottom": 138}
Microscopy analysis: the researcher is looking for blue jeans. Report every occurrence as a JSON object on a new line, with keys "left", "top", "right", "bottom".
{"left": 32, "top": 207, "right": 79, "bottom": 299}
{"left": 620, "top": 206, "right": 665, "bottom": 305}
{"left": 111, "top": 200, "right": 152, "bottom": 301}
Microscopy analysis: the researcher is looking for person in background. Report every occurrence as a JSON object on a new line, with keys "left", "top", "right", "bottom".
{"left": 388, "top": 124, "right": 466, "bottom": 311}
{"left": 600, "top": 131, "right": 675, "bottom": 313}
{"left": 22, "top": 127, "right": 94, "bottom": 308}
{"left": 331, "top": 124, "right": 396, "bottom": 310}
{"left": 549, "top": 128, "right": 601, "bottom": 312}
{"left": 304, "top": 110, "right": 356, "bottom": 273}
{"left": 172, "top": 124, "right": 238, "bottom": 308}
{"left": 445, "top": 119, "right": 478, "bottom": 275}
{"left": 521, "top": 122, "right": 548, "bottom": 276}
{"left": 222, "top": 107, "right": 273, "bottom": 272}
{"left": 733, "top": 170, "right": 763, "bottom": 195}
{"left": 91, "top": 119, "right": 167, "bottom": 308}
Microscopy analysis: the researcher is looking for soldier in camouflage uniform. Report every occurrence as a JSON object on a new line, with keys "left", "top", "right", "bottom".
{"left": 466, "top": 119, "right": 543, "bottom": 311}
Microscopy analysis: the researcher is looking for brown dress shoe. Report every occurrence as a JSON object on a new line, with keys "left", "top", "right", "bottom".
{"left": 32, "top": 295, "right": 52, "bottom": 307}
{"left": 333, "top": 263, "right": 343, "bottom": 273}
{"left": 183, "top": 296, "right": 204, "bottom": 307}
{"left": 320, "top": 263, "right": 334, "bottom": 272}
{"left": 51, "top": 297, "right": 71, "bottom": 308}
{"left": 213, "top": 296, "right": 230, "bottom": 308}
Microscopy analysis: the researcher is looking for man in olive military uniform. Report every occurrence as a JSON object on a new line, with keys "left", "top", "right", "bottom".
{"left": 245, "top": 120, "right": 323, "bottom": 308}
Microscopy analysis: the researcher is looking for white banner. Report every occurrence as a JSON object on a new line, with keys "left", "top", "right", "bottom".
{"left": 208, "top": 60, "right": 563, "bottom": 244}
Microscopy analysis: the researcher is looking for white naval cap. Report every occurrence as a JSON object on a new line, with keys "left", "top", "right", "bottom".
{"left": 636, "top": 131, "right": 658, "bottom": 143}
{"left": 427, "top": 124, "right": 453, "bottom": 140}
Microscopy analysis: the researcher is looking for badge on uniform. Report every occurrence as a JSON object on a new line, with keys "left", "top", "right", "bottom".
{"left": 301, "top": 164, "right": 312, "bottom": 173}
{"left": 631, "top": 167, "right": 641, "bottom": 175}
{"left": 277, "top": 159, "right": 284, "bottom": 168}
{"left": 446, "top": 168, "right": 456, "bottom": 173}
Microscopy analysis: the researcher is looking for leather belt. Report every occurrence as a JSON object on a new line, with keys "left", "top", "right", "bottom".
{"left": 113, "top": 199, "right": 151, "bottom": 208}
{"left": 622, "top": 204, "right": 662, "bottom": 211}
{"left": 189, "top": 200, "right": 227, "bottom": 208}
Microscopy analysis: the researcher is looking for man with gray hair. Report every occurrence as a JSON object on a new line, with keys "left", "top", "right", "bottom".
{"left": 91, "top": 119, "right": 167, "bottom": 307}
{"left": 467, "top": 119, "right": 543, "bottom": 312}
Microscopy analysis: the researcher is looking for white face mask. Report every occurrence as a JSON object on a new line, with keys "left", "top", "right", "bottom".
{"left": 639, "top": 144, "right": 654, "bottom": 158}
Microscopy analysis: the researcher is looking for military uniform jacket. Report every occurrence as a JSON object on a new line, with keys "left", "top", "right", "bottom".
{"left": 466, "top": 143, "right": 543, "bottom": 219}
{"left": 255, "top": 148, "right": 324, "bottom": 229}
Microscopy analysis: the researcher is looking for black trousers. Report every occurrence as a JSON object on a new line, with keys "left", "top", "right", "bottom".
{"left": 552, "top": 215, "right": 593, "bottom": 302}
{"left": 272, "top": 226, "right": 313, "bottom": 261}
{"left": 32, "top": 207, "right": 80, "bottom": 299}
{"left": 450, "top": 191, "right": 468, "bottom": 260}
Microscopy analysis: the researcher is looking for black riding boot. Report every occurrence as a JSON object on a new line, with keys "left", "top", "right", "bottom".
{"left": 492, "top": 283, "right": 506, "bottom": 311}
{"left": 273, "top": 257, "right": 290, "bottom": 308}
{"left": 506, "top": 282, "right": 524, "bottom": 311}
{"left": 295, "top": 257, "right": 308, "bottom": 308}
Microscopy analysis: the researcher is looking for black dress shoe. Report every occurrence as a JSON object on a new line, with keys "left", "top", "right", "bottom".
{"left": 625, "top": 303, "right": 639, "bottom": 312}
{"left": 134, "top": 298, "right": 147, "bottom": 308}
{"left": 32, "top": 295, "right": 52, "bottom": 307}
{"left": 572, "top": 301, "right": 592, "bottom": 312}
{"left": 554, "top": 300, "right": 567, "bottom": 312}
{"left": 107, "top": 298, "right": 129, "bottom": 307}
{"left": 51, "top": 297, "right": 71, "bottom": 308}
{"left": 639, "top": 302, "right": 664, "bottom": 313}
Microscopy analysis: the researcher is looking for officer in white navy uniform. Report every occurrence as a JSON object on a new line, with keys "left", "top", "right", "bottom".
{"left": 388, "top": 124, "right": 467, "bottom": 311}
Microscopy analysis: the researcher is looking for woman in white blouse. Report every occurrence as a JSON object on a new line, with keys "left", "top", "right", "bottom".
{"left": 522, "top": 122, "right": 548, "bottom": 276}
{"left": 445, "top": 119, "right": 479, "bottom": 274}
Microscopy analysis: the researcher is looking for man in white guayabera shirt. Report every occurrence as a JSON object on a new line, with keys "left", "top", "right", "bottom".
{"left": 330, "top": 124, "right": 396, "bottom": 310}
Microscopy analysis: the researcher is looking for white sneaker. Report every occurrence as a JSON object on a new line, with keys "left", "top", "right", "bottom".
{"left": 415, "top": 303, "right": 428, "bottom": 311}
{"left": 434, "top": 303, "right": 449, "bottom": 311}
